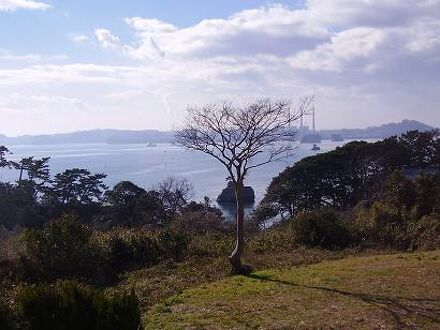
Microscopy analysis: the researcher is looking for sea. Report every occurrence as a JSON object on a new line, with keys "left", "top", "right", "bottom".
{"left": 0, "top": 140, "right": 364, "bottom": 216}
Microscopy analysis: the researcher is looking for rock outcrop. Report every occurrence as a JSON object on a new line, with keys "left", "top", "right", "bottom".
{"left": 217, "top": 181, "right": 255, "bottom": 204}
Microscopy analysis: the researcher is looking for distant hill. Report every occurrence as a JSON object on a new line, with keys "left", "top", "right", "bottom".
{"left": 0, "top": 120, "right": 435, "bottom": 145}
{"left": 0, "top": 129, "right": 174, "bottom": 145}
{"left": 318, "top": 119, "right": 435, "bottom": 140}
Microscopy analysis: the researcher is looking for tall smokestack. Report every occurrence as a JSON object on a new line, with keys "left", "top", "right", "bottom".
{"left": 312, "top": 107, "right": 316, "bottom": 132}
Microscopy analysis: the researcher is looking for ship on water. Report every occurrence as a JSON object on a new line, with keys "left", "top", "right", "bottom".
{"left": 311, "top": 144, "right": 321, "bottom": 151}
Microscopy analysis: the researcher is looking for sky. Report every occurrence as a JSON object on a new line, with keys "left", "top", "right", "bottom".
{"left": 0, "top": 0, "right": 439, "bottom": 136}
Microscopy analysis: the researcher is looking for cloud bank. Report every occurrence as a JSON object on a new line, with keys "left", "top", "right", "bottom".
{"left": 1, "top": 1, "right": 439, "bottom": 135}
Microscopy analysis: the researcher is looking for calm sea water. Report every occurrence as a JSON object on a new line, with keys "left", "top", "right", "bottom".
{"left": 0, "top": 141, "right": 361, "bottom": 213}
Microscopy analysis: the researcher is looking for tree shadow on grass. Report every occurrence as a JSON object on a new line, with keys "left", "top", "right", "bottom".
{"left": 247, "top": 273, "right": 440, "bottom": 328}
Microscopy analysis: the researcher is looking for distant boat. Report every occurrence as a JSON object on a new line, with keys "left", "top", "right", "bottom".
{"left": 311, "top": 144, "right": 321, "bottom": 151}
{"left": 146, "top": 142, "right": 157, "bottom": 147}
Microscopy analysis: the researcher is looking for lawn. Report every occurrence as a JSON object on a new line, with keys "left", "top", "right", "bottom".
{"left": 144, "top": 250, "right": 440, "bottom": 329}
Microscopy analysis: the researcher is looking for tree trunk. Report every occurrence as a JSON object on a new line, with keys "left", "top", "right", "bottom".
{"left": 229, "top": 181, "right": 249, "bottom": 274}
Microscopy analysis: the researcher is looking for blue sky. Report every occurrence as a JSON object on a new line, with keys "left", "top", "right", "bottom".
{"left": 0, "top": 0, "right": 439, "bottom": 135}
{"left": 1, "top": 1, "right": 301, "bottom": 60}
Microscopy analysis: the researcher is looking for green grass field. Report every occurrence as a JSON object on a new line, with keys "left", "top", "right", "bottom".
{"left": 144, "top": 251, "right": 440, "bottom": 329}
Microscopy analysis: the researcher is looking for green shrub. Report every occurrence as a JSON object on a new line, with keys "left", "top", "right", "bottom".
{"left": 292, "top": 209, "right": 352, "bottom": 249}
{"left": 171, "top": 211, "right": 225, "bottom": 235}
{"left": 249, "top": 223, "right": 296, "bottom": 253}
{"left": 188, "top": 233, "right": 233, "bottom": 257}
{"left": 18, "top": 281, "right": 140, "bottom": 330}
{"left": 18, "top": 214, "right": 104, "bottom": 282}
{"left": 157, "top": 230, "right": 188, "bottom": 262}
{"left": 352, "top": 202, "right": 407, "bottom": 248}
{"left": 98, "top": 231, "right": 161, "bottom": 272}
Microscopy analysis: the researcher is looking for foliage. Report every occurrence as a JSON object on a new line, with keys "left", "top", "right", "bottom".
{"left": 171, "top": 209, "right": 225, "bottom": 236}
{"left": 292, "top": 209, "right": 353, "bottom": 249}
{"left": 0, "top": 146, "right": 12, "bottom": 169}
{"left": 260, "top": 130, "right": 439, "bottom": 221}
{"left": 352, "top": 202, "right": 407, "bottom": 248}
{"left": 157, "top": 230, "right": 188, "bottom": 262}
{"left": 0, "top": 182, "right": 46, "bottom": 228}
{"left": 11, "top": 157, "right": 51, "bottom": 186}
{"left": 0, "top": 301, "right": 14, "bottom": 330}
{"left": 18, "top": 214, "right": 105, "bottom": 282}
{"left": 105, "top": 181, "right": 167, "bottom": 227}
{"left": 400, "top": 129, "right": 440, "bottom": 168}
{"left": 18, "top": 281, "right": 140, "bottom": 330}
{"left": 97, "top": 231, "right": 161, "bottom": 273}
{"left": 45, "top": 168, "right": 107, "bottom": 205}
{"left": 407, "top": 214, "right": 440, "bottom": 251}
{"left": 188, "top": 233, "right": 233, "bottom": 257}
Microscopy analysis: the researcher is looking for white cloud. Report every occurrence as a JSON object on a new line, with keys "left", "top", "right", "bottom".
{"left": 1, "top": 1, "right": 440, "bottom": 135}
{"left": 94, "top": 29, "right": 120, "bottom": 49}
{"left": 0, "top": 0, "right": 50, "bottom": 11}
{"left": 125, "top": 17, "right": 177, "bottom": 33}
{"left": 0, "top": 50, "right": 68, "bottom": 64}
{"left": 70, "top": 34, "right": 90, "bottom": 44}
{"left": 122, "top": 4, "right": 329, "bottom": 60}
{"left": 289, "top": 28, "right": 388, "bottom": 72}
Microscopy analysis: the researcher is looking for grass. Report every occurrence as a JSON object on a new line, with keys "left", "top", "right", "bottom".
{"left": 144, "top": 250, "right": 440, "bottom": 329}
{"left": 116, "top": 246, "right": 370, "bottom": 311}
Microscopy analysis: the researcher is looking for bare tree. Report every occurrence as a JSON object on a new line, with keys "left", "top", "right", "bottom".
{"left": 175, "top": 97, "right": 313, "bottom": 273}
{"left": 156, "top": 177, "right": 194, "bottom": 216}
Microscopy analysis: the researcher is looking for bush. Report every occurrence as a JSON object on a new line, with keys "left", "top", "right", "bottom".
{"left": 352, "top": 202, "right": 407, "bottom": 248}
{"left": 18, "top": 214, "right": 104, "bottom": 282}
{"left": 188, "top": 233, "right": 233, "bottom": 257}
{"left": 292, "top": 209, "right": 352, "bottom": 249}
{"left": 0, "top": 302, "right": 14, "bottom": 330}
{"left": 157, "top": 230, "right": 188, "bottom": 262}
{"left": 171, "top": 211, "right": 225, "bottom": 236}
{"left": 97, "top": 231, "right": 161, "bottom": 273}
{"left": 407, "top": 214, "right": 440, "bottom": 251}
{"left": 18, "top": 281, "right": 140, "bottom": 330}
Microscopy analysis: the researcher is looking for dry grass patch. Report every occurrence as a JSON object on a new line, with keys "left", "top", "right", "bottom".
{"left": 145, "top": 251, "right": 440, "bottom": 329}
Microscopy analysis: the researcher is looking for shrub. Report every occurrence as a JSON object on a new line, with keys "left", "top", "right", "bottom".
{"left": 0, "top": 302, "right": 14, "bottom": 330}
{"left": 18, "top": 214, "right": 108, "bottom": 283}
{"left": 292, "top": 209, "right": 352, "bottom": 249}
{"left": 97, "top": 231, "right": 161, "bottom": 273}
{"left": 352, "top": 202, "right": 407, "bottom": 248}
{"left": 188, "top": 233, "right": 233, "bottom": 257}
{"left": 407, "top": 214, "right": 440, "bottom": 251}
{"left": 18, "top": 281, "right": 140, "bottom": 330}
{"left": 157, "top": 230, "right": 188, "bottom": 262}
{"left": 249, "top": 223, "right": 296, "bottom": 253}
{"left": 171, "top": 211, "right": 225, "bottom": 236}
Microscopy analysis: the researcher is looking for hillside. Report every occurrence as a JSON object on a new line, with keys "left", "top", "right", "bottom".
{"left": 319, "top": 119, "right": 435, "bottom": 140}
{"left": 0, "top": 129, "right": 174, "bottom": 145}
{"left": 0, "top": 120, "right": 435, "bottom": 145}
{"left": 145, "top": 251, "right": 440, "bottom": 329}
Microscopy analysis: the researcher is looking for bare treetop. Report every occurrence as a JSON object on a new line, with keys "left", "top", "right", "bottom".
{"left": 175, "top": 97, "right": 314, "bottom": 183}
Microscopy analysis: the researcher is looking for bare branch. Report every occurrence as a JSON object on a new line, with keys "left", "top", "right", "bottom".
{"left": 175, "top": 97, "right": 313, "bottom": 183}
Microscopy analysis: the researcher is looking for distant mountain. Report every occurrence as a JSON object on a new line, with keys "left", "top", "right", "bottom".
{"left": 0, "top": 129, "right": 174, "bottom": 145}
{"left": 318, "top": 119, "right": 435, "bottom": 140}
{"left": 0, "top": 120, "right": 435, "bottom": 146}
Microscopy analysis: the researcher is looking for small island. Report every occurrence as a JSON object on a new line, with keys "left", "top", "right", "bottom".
{"left": 217, "top": 181, "right": 255, "bottom": 204}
